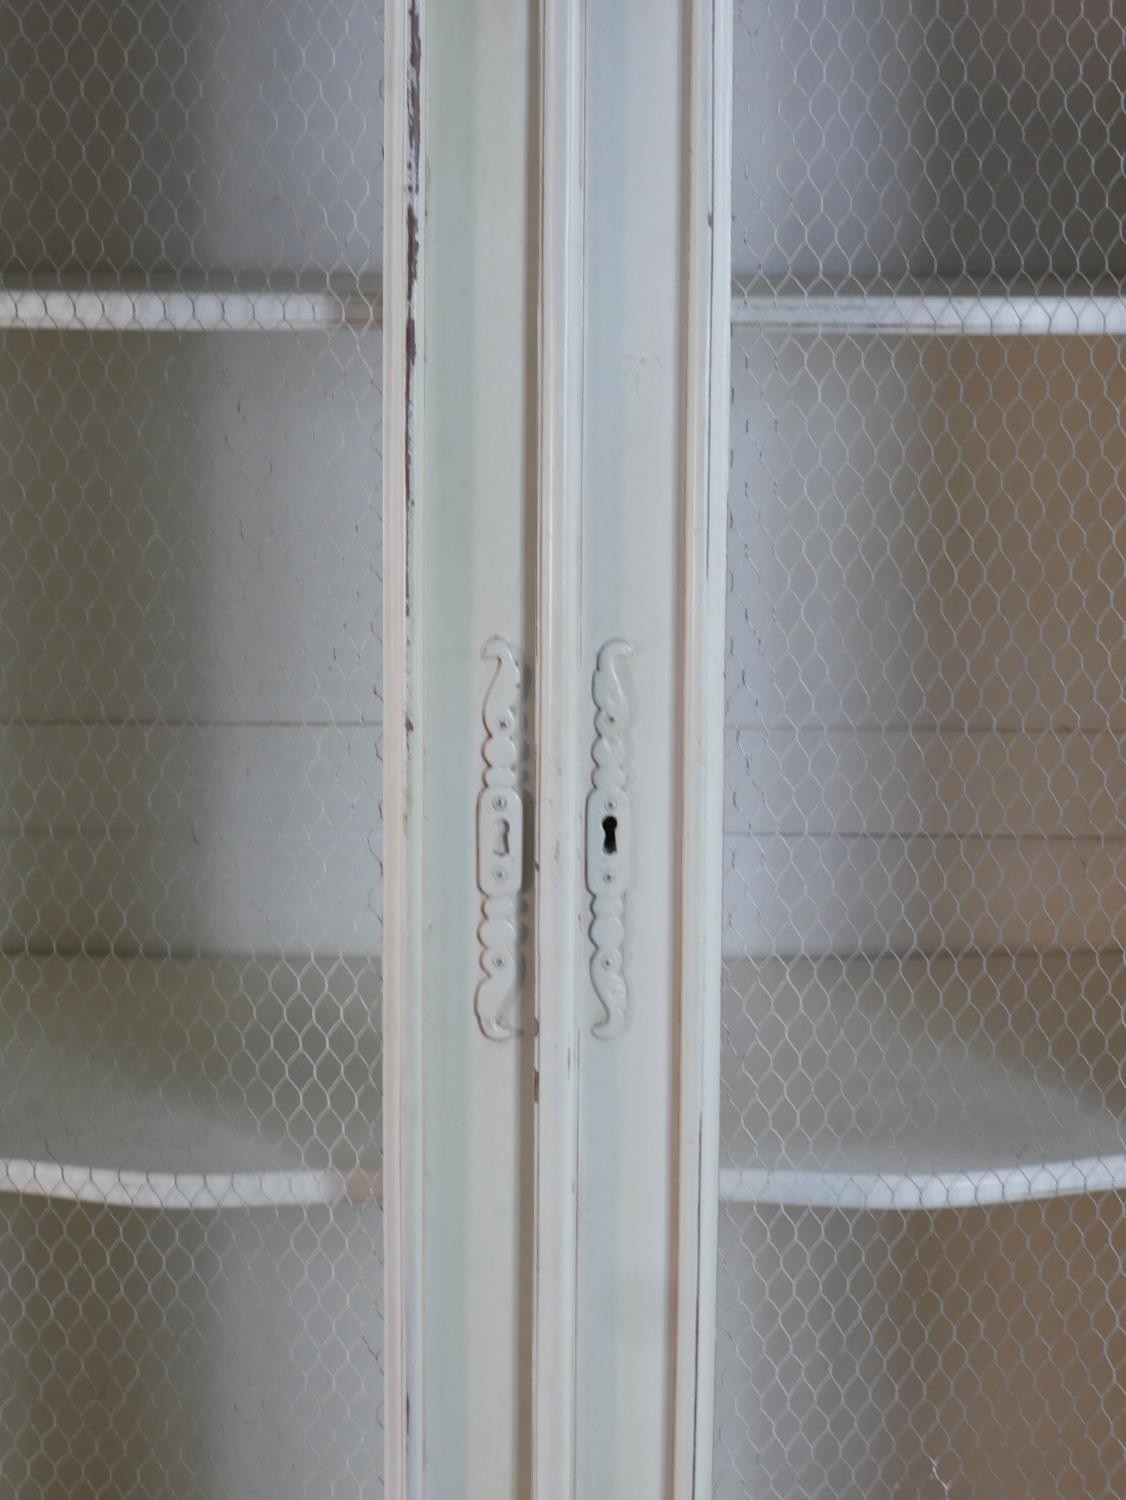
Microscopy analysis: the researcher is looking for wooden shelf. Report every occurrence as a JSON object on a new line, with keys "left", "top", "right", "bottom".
{"left": 732, "top": 279, "right": 1126, "bottom": 337}
{"left": 0, "top": 955, "right": 382, "bottom": 1211}
{"left": 0, "top": 279, "right": 382, "bottom": 333}
{"left": 720, "top": 953, "right": 1126, "bottom": 1212}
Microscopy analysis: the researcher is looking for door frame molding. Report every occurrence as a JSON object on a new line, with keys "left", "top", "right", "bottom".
{"left": 671, "top": 1, "right": 732, "bottom": 1495}
{"left": 532, "top": 1, "right": 588, "bottom": 1498}
{"left": 382, "top": 2, "right": 425, "bottom": 1497}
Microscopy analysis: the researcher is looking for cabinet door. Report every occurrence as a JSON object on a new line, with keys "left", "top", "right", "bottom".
{"left": 0, "top": 2, "right": 387, "bottom": 1496}
{"left": 711, "top": 6, "right": 1126, "bottom": 1499}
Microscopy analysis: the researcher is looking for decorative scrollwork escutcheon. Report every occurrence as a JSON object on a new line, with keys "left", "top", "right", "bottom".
{"left": 475, "top": 637, "right": 523, "bottom": 1041}
{"left": 586, "top": 640, "right": 633, "bottom": 1038}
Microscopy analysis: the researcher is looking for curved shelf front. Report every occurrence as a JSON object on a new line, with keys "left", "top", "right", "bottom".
{"left": 0, "top": 955, "right": 382, "bottom": 1213}
{"left": 720, "top": 1154, "right": 1126, "bottom": 1212}
{"left": 720, "top": 953, "right": 1126, "bottom": 1212}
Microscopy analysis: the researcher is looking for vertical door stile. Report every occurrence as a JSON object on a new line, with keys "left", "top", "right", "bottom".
{"left": 532, "top": 1, "right": 587, "bottom": 1497}
{"left": 382, "top": 3, "right": 425, "bottom": 1498}
{"left": 385, "top": 2, "right": 538, "bottom": 1497}
{"left": 672, "top": 3, "right": 733, "bottom": 1498}
{"left": 577, "top": 0, "right": 729, "bottom": 1493}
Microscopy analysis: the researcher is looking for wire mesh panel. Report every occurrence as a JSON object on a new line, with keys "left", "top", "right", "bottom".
{"left": 0, "top": 3, "right": 384, "bottom": 1496}
{"left": 718, "top": 4, "right": 1126, "bottom": 1497}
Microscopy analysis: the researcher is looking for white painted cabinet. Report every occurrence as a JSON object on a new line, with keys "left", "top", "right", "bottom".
{"left": 3, "top": 1, "right": 1123, "bottom": 1497}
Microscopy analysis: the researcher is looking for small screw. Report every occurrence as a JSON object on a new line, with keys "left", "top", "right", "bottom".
{"left": 494, "top": 953, "right": 507, "bottom": 968}
{"left": 492, "top": 795, "right": 505, "bottom": 810}
{"left": 494, "top": 868, "right": 507, "bottom": 883}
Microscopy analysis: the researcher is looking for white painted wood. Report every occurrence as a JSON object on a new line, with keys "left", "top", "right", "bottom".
{"left": 389, "top": 4, "right": 537, "bottom": 1496}
{"left": 0, "top": 1159, "right": 381, "bottom": 1211}
{"left": 671, "top": 3, "right": 730, "bottom": 1499}
{"left": 719, "top": 1154, "right": 1126, "bottom": 1211}
{"left": 0, "top": 283, "right": 381, "bottom": 332}
{"left": 719, "top": 953, "right": 1126, "bottom": 1206}
{"left": 733, "top": 284, "right": 1126, "bottom": 336}
{"left": 532, "top": 0, "right": 586, "bottom": 1495}
{"left": 381, "top": 2, "right": 422, "bottom": 1497}
{"left": 0, "top": 955, "right": 381, "bottom": 1210}
{"left": 577, "top": 0, "right": 730, "bottom": 1495}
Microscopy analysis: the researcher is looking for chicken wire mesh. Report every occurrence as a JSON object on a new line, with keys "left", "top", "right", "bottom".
{"left": 718, "top": 3, "right": 1126, "bottom": 1497}
{"left": 0, "top": 2, "right": 384, "bottom": 1496}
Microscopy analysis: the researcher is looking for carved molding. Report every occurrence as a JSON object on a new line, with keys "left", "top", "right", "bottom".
{"left": 587, "top": 640, "right": 633, "bottom": 1038}
{"left": 475, "top": 637, "right": 523, "bottom": 1040}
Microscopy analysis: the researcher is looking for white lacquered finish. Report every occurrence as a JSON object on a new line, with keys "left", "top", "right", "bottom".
{"left": 733, "top": 280, "right": 1126, "bottom": 336}
{"left": 0, "top": 281, "right": 381, "bottom": 332}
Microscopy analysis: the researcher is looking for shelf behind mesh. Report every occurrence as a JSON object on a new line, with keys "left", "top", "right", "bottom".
{"left": 719, "top": 951, "right": 1126, "bottom": 1212}
{"left": 0, "top": 954, "right": 382, "bottom": 1212}
{"left": 732, "top": 279, "right": 1126, "bottom": 337}
{"left": 0, "top": 279, "right": 382, "bottom": 333}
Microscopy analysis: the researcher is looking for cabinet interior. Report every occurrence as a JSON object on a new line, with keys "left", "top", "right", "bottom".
{"left": 0, "top": 2, "right": 386, "bottom": 1495}
{"left": 717, "top": 3, "right": 1126, "bottom": 1497}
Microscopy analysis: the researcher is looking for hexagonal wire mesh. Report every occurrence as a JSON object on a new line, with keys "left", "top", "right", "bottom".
{"left": 717, "top": 4, "right": 1126, "bottom": 1498}
{"left": 0, "top": 2, "right": 384, "bottom": 1496}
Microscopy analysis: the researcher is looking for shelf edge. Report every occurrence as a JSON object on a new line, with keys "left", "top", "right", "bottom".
{"left": 0, "top": 287, "right": 382, "bottom": 334}
{"left": 719, "top": 1154, "right": 1126, "bottom": 1212}
{"left": 732, "top": 291, "right": 1126, "bottom": 337}
{"left": 0, "top": 1158, "right": 383, "bottom": 1212}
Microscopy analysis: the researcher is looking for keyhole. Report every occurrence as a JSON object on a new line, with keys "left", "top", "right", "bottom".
{"left": 493, "top": 818, "right": 511, "bottom": 859}
{"left": 602, "top": 814, "right": 618, "bottom": 856}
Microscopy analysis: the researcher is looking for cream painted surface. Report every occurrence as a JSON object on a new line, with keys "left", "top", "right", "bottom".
{"left": 409, "top": 3, "right": 537, "bottom": 1496}
{"left": 578, "top": 0, "right": 692, "bottom": 1495}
